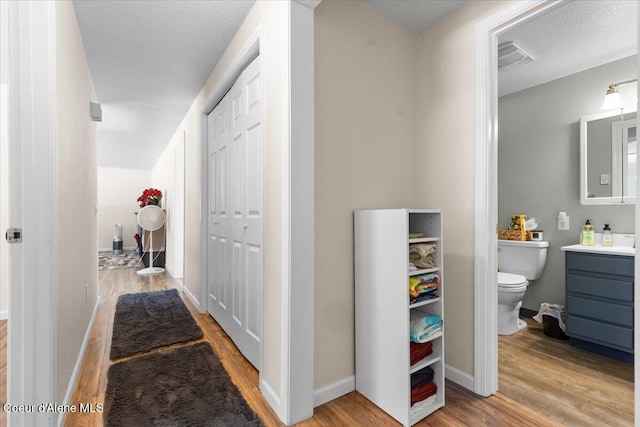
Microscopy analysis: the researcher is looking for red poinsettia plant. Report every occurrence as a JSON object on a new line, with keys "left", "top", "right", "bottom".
{"left": 137, "top": 188, "right": 163, "bottom": 208}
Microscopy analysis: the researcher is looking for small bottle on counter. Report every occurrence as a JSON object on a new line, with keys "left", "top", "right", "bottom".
{"left": 581, "top": 219, "right": 595, "bottom": 246}
{"left": 602, "top": 224, "right": 613, "bottom": 246}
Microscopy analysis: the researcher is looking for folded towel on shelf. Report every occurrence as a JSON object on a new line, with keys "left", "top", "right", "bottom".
{"left": 409, "top": 244, "right": 437, "bottom": 269}
{"left": 411, "top": 381, "right": 437, "bottom": 406}
{"left": 411, "top": 366, "right": 435, "bottom": 388}
{"left": 410, "top": 289, "right": 439, "bottom": 305}
{"left": 408, "top": 262, "right": 417, "bottom": 271}
{"left": 410, "top": 341, "right": 433, "bottom": 366}
{"left": 410, "top": 312, "right": 443, "bottom": 343}
{"left": 409, "top": 232, "right": 425, "bottom": 239}
{"left": 409, "top": 274, "right": 440, "bottom": 298}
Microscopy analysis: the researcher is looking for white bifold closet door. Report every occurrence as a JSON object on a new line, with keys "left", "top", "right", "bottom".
{"left": 207, "top": 55, "right": 263, "bottom": 369}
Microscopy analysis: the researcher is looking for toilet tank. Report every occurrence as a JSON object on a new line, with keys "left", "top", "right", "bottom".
{"left": 498, "top": 240, "right": 549, "bottom": 280}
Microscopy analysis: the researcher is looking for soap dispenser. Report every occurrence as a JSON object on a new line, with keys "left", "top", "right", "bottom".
{"left": 581, "top": 219, "right": 595, "bottom": 246}
{"left": 602, "top": 224, "right": 613, "bottom": 246}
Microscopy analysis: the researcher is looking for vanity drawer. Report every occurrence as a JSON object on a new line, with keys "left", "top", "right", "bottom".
{"left": 567, "top": 295, "right": 633, "bottom": 327}
{"left": 567, "top": 316, "right": 633, "bottom": 351}
{"left": 566, "top": 252, "right": 633, "bottom": 277}
{"left": 566, "top": 273, "right": 633, "bottom": 302}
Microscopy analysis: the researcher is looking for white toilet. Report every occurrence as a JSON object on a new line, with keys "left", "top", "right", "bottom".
{"left": 498, "top": 240, "right": 549, "bottom": 335}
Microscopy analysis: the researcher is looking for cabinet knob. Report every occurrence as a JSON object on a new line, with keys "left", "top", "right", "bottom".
{"left": 243, "top": 223, "right": 248, "bottom": 229}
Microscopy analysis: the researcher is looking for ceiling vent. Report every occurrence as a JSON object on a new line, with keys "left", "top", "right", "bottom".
{"left": 498, "top": 41, "right": 534, "bottom": 71}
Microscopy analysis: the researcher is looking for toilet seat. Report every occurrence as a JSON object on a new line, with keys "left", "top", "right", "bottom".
{"left": 498, "top": 272, "right": 527, "bottom": 291}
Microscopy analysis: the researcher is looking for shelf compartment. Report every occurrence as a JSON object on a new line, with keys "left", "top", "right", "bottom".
{"left": 409, "top": 267, "right": 440, "bottom": 276}
{"left": 411, "top": 330, "right": 442, "bottom": 345}
{"left": 409, "top": 237, "right": 440, "bottom": 244}
{"left": 409, "top": 353, "right": 441, "bottom": 374}
{"left": 409, "top": 297, "right": 440, "bottom": 309}
{"left": 409, "top": 397, "right": 444, "bottom": 425}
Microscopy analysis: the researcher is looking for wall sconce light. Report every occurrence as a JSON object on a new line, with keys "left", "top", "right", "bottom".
{"left": 602, "top": 78, "right": 637, "bottom": 110}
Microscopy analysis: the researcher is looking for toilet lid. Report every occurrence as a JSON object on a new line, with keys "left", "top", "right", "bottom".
{"left": 498, "top": 272, "right": 527, "bottom": 287}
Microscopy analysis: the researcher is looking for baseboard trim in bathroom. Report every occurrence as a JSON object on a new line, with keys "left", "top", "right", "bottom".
{"left": 520, "top": 307, "right": 537, "bottom": 319}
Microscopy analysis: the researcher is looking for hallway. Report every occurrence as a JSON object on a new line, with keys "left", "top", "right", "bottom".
{"left": 66, "top": 267, "right": 561, "bottom": 426}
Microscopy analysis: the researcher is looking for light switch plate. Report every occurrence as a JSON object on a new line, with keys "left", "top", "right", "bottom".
{"left": 600, "top": 173, "right": 610, "bottom": 185}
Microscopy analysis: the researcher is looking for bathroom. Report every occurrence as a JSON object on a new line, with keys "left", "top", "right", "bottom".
{"left": 496, "top": 1, "right": 636, "bottom": 425}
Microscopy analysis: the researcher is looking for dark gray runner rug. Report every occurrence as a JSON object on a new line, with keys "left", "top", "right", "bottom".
{"left": 104, "top": 342, "right": 264, "bottom": 426}
{"left": 110, "top": 289, "right": 203, "bottom": 359}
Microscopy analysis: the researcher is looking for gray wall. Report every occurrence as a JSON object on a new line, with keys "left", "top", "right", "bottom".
{"left": 498, "top": 55, "right": 636, "bottom": 311}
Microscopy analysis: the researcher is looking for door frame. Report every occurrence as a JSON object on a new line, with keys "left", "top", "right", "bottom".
{"left": 7, "top": 1, "right": 58, "bottom": 425}
{"left": 472, "top": 0, "right": 618, "bottom": 396}
{"left": 198, "top": 1, "right": 318, "bottom": 423}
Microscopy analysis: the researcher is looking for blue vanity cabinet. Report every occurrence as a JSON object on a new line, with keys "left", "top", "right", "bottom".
{"left": 565, "top": 251, "right": 634, "bottom": 362}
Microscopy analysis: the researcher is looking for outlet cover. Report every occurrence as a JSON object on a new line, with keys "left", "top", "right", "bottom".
{"left": 600, "top": 173, "right": 610, "bottom": 185}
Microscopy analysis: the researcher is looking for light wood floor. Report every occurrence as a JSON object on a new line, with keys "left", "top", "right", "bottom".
{"left": 64, "top": 267, "right": 617, "bottom": 426}
{"left": 499, "top": 317, "right": 634, "bottom": 426}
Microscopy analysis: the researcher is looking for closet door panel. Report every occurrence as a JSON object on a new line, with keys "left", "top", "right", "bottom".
{"left": 242, "top": 55, "right": 263, "bottom": 367}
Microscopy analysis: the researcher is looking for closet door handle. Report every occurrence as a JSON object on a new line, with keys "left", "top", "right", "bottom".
{"left": 242, "top": 223, "right": 248, "bottom": 229}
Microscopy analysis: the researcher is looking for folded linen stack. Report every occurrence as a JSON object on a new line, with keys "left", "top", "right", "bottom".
{"left": 411, "top": 382, "right": 437, "bottom": 406}
{"left": 409, "top": 273, "right": 439, "bottom": 304}
{"left": 410, "top": 312, "right": 443, "bottom": 343}
{"left": 411, "top": 380, "right": 437, "bottom": 406}
{"left": 410, "top": 341, "right": 433, "bottom": 366}
{"left": 409, "top": 244, "right": 437, "bottom": 269}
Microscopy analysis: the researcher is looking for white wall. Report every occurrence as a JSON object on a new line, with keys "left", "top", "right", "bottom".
{"left": 415, "top": 0, "right": 515, "bottom": 379}
{"left": 150, "top": 132, "right": 181, "bottom": 276}
{"left": 314, "top": 0, "right": 417, "bottom": 392}
{"left": 55, "top": 0, "right": 99, "bottom": 403}
{"left": 97, "top": 167, "right": 150, "bottom": 251}
{"left": 163, "top": 0, "right": 288, "bottom": 400}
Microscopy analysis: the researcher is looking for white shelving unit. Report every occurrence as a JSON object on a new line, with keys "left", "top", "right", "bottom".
{"left": 355, "top": 209, "right": 444, "bottom": 426}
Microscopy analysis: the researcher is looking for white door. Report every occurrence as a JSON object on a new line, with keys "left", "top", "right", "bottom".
{"left": 239, "top": 56, "right": 263, "bottom": 368}
{"left": 207, "top": 94, "right": 231, "bottom": 333}
{"left": 207, "top": 55, "right": 262, "bottom": 369}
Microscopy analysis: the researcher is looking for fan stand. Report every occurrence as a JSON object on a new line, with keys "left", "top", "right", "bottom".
{"left": 137, "top": 228, "right": 165, "bottom": 276}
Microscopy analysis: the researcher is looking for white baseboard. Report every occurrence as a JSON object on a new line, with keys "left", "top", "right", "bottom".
{"left": 445, "top": 364, "right": 474, "bottom": 391}
{"left": 260, "top": 378, "right": 287, "bottom": 423}
{"left": 0, "top": 310, "right": 7, "bottom": 320}
{"left": 313, "top": 375, "right": 355, "bottom": 407}
{"left": 183, "top": 286, "right": 200, "bottom": 312}
{"left": 58, "top": 297, "right": 100, "bottom": 427}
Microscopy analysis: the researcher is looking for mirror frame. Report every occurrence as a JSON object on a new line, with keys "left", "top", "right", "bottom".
{"left": 580, "top": 106, "right": 637, "bottom": 205}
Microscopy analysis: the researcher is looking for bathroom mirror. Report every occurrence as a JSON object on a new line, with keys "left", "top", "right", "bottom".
{"left": 580, "top": 107, "right": 637, "bottom": 205}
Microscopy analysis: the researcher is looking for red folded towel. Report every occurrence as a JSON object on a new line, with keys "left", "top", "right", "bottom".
{"left": 411, "top": 381, "right": 437, "bottom": 406}
{"left": 410, "top": 341, "right": 433, "bottom": 366}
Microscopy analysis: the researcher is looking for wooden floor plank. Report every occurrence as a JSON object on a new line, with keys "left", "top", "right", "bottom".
{"left": 498, "top": 317, "right": 633, "bottom": 427}
{"left": 63, "top": 267, "right": 631, "bottom": 426}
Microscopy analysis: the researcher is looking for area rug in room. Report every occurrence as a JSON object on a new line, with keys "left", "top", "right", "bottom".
{"left": 98, "top": 250, "right": 141, "bottom": 271}
{"left": 104, "top": 342, "right": 264, "bottom": 427}
{"left": 110, "top": 289, "right": 203, "bottom": 359}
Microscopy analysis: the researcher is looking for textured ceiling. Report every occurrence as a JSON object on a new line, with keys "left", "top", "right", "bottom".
{"left": 361, "top": 0, "right": 467, "bottom": 34}
{"left": 73, "top": 0, "right": 254, "bottom": 170}
{"left": 498, "top": 1, "right": 637, "bottom": 97}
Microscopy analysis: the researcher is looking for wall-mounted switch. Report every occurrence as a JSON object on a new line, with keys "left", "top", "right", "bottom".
{"left": 600, "top": 174, "right": 610, "bottom": 185}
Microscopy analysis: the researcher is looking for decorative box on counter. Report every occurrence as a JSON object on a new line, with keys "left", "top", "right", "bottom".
{"left": 498, "top": 229, "right": 530, "bottom": 241}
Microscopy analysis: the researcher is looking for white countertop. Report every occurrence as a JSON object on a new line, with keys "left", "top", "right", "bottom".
{"left": 561, "top": 233, "right": 635, "bottom": 256}
{"left": 560, "top": 244, "right": 634, "bottom": 256}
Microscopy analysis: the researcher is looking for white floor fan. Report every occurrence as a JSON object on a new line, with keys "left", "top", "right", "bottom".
{"left": 137, "top": 205, "right": 165, "bottom": 276}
